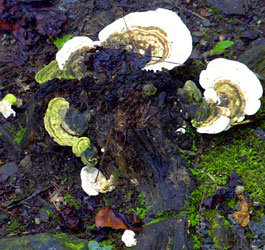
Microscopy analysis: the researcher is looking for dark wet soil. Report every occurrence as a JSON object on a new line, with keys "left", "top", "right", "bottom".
{"left": 0, "top": 0, "right": 264, "bottom": 249}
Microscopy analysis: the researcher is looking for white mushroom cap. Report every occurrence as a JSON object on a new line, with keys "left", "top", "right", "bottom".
{"left": 121, "top": 230, "right": 137, "bottom": 247}
{"left": 200, "top": 58, "right": 263, "bottom": 116}
{"left": 98, "top": 8, "right": 192, "bottom": 71}
{"left": 80, "top": 166, "right": 115, "bottom": 196}
{"left": 0, "top": 100, "right": 16, "bottom": 118}
{"left": 56, "top": 36, "right": 95, "bottom": 70}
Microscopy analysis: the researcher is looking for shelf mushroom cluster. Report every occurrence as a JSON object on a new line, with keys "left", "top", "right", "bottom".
{"left": 44, "top": 97, "right": 116, "bottom": 196}
{"left": 37, "top": 8, "right": 265, "bottom": 248}
{"left": 35, "top": 8, "right": 192, "bottom": 84}
{"left": 191, "top": 58, "right": 263, "bottom": 134}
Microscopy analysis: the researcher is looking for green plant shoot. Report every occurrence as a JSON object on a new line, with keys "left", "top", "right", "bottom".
{"left": 210, "top": 40, "right": 234, "bottom": 55}
{"left": 53, "top": 34, "right": 73, "bottom": 50}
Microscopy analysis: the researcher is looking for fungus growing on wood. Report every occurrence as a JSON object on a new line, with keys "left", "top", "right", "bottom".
{"left": 72, "top": 137, "right": 98, "bottom": 167}
{"left": 35, "top": 60, "right": 76, "bottom": 84}
{"left": 192, "top": 102, "right": 231, "bottom": 134}
{"left": 191, "top": 58, "right": 263, "bottom": 134}
{"left": 56, "top": 36, "right": 95, "bottom": 70}
{"left": 98, "top": 8, "right": 192, "bottom": 71}
{"left": 35, "top": 37, "right": 96, "bottom": 84}
{"left": 0, "top": 94, "right": 22, "bottom": 118}
{"left": 72, "top": 137, "right": 91, "bottom": 157}
{"left": 80, "top": 166, "right": 116, "bottom": 196}
{"left": 44, "top": 97, "right": 79, "bottom": 146}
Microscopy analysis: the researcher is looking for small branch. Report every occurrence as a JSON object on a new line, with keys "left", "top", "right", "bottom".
{"left": 96, "top": 127, "right": 112, "bottom": 182}
{"left": 206, "top": 171, "right": 216, "bottom": 183}
{"left": 176, "top": 6, "right": 206, "bottom": 20}
{"left": 6, "top": 186, "right": 52, "bottom": 209}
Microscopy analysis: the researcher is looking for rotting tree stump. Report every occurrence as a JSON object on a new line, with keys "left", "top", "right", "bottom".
{"left": 1, "top": 56, "right": 196, "bottom": 249}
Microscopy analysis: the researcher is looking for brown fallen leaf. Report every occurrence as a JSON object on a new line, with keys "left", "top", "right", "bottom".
{"left": 232, "top": 194, "right": 250, "bottom": 227}
{"left": 95, "top": 206, "right": 128, "bottom": 230}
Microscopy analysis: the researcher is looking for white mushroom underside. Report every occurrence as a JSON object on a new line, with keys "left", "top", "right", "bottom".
{"left": 80, "top": 166, "right": 106, "bottom": 196}
{"left": 56, "top": 36, "right": 95, "bottom": 70}
{"left": 98, "top": 8, "right": 192, "bottom": 71}
{"left": 80, "top": 166, "right": 115, "bottom": 196}
{"left": 196, "top": 115, "right": 231, "bottom": 134}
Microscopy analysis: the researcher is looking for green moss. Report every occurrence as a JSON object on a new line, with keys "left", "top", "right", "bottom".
{"left": 7, "top": 218, "right": 25, "bottom": 234}
{"left": 85, "top": 223, "right": 96, "bottom": 231}
{"left": 10, "top": 123, "right": 26, "bottom": 145}
{"left": 194, "top": 128, "right": 265, "bottom": 203}
{"left": 183, "top": 118, "right": 265, "bottom": 249}
{"left": 144, "top": 210, "right": 178, "bottom": 226}
{"left": 227, "top": 198, "right": 236, "bottom": 209}
{"left": 53, "top": 233, "right": 87, "bottom": 250}
{"left": 191, "top": 234, "right": 203, "bottom": 249}
{"left": 46, "top": 209, "right": 59, "bottom": 220}
{"left": 64, "top": 194, "right": 80, "bottom": 209}
{"left": 125, "top": 191, "right": 152, "bottom": 220}
{"left": 102, "top": 196, "right": 111, "bottom": 207}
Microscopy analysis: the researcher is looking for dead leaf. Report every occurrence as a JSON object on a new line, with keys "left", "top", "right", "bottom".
{"left": 59, "top": 205, "right": 80, "bottom": 231}
{"left": 232, "top": 194, "right": 250, "bottom": 227}
{"left": 95, "top": 206, "right": 128, "bottom": 230}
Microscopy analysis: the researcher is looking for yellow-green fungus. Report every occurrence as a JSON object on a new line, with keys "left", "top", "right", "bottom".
{"left": 35, "top": 60, "right": 76, "bottom": 84}
{"left": 72, "top": 137, "right": 91, "bottom": 157}
{"left": 44, "top": 97, "right": 79, "bottom": 146}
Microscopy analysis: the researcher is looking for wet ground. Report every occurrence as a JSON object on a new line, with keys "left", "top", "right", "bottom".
{"left": 0, "top": 0, "right": 264, "bottom": 249}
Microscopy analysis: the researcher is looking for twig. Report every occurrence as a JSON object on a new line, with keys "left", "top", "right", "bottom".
{"left": 6, "top": 186, "right": 52, "bottom": 209}
{"left": 95, "top": 127, "right": 112, "bottom": 182}
{"left": 176, "top": 6, "right": 206, "bottom": 20}
{"left": 206, "top": 171, "right": 216, "bottom": 183}
{"left": 0, "top": 206, "right": 14, "bottom": 216}
{"left": 122, "top": 16, "right": 140, "bottom": 55}
{"left": 50, "top": 181, "right": 84, "bottom": 209}
{"left": 48, "top": 189, "right": 61, "bottom": 211}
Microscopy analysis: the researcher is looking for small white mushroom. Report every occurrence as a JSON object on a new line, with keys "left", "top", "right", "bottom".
{"left": 0, "top": 100, "right": 16, "bottom": 118}
{"left": 98, "top": 8, "right": 192, "bottom": 71}
{"left": 56, "top": 36, "right": 95, "bottom": 70}
{"left": 80, "top": 166, "right": 116, "bottom": 196}
{"left": 0, "top": 94, "right": 21, "bottom": 119}
{"left": 176, "top": 128, "right": 186, "bottom": 134}
{"left": 121, "top": 230, "right": 137, "bottom": 247}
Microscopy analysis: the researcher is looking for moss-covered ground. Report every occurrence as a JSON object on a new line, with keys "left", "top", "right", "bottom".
{"left": 183, "top": 101, "right": 265, "bottom": 249}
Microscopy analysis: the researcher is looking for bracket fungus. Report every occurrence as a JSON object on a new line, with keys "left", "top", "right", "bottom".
{"left": 44, "top": 97, "right": 79, "bottom": 146}
{"left": 35, "top": 60, "right": 76, "bottom": 84}
{"left": 72, "top": 137, "right": 91, "bottom": 157}
{"left": 72, "top": 137, "right": 98, "bottom": 167}
{"left": 177, "top": 80, "right": 202, "bottom": 103}
{"left": 191, "top": 58, "right": 263, "bottom": 134}
{"left": 44, "top": 97, "right": 98, "bottom": 165}
{"left": 98, "top": 8, "right": 192, "bottom": 71}
{"left": 35, "top": 36, "right": 96, "bottom": 84}
{"left": 56, "top": 36, "right": 95, "bottom": 70}
{"left": 80, "top": 166, "right": 116, "bottom": 196}
{"left": 0, "top": 94, "right": 22, "bottom": 118}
